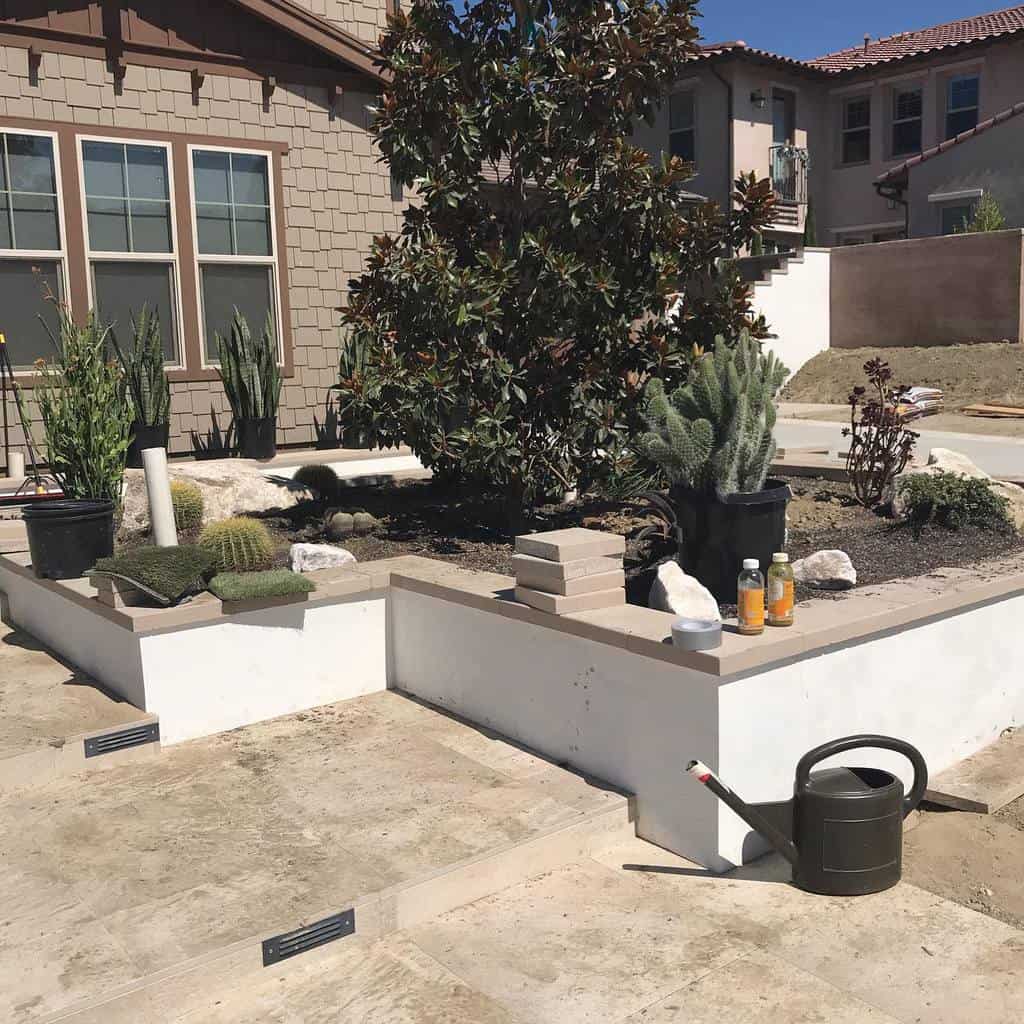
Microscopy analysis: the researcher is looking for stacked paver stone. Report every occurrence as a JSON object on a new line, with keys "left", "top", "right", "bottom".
{"left": 512, "top": 528, "right": 626, "bottom": 614}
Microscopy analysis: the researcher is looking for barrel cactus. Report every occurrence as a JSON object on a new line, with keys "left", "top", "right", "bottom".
{"left": 640, "top": 331, "right": 788, "bottom": 495}
{"left": 292, "top": 464, "right": 339, "bottom": 502}
{"left": 198, "top": 516, "right": 275, "bottom": 573}
{"left": 170, "top": 480, "right": 204, "bottom": 532}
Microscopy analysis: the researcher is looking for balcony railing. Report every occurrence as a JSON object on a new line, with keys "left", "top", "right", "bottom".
{"left": 770, "top": 145, "right": 808, "bottom": 204}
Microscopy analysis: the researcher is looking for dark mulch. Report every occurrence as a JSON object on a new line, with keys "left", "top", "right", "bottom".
{"left": 253, "top": 474, "right": 1024, "bottom": 609}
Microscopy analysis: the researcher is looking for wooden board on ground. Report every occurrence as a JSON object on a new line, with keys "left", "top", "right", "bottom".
{"left": 925, "top": 728, "right": 1024, "bottom": 814}
{"left": 963, "top": 404, "right": 1024, "bottom": 419}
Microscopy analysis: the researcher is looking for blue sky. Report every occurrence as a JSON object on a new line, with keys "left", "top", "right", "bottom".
{"left": 694, "top": 1, "right": 993, "bottom": 60}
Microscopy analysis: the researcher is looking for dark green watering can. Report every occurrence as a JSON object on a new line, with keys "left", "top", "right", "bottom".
{"left": 688, "top": 735, "right": 928, "bottom": 895}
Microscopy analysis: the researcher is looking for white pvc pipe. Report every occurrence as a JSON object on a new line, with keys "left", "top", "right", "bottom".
{"left": 141, "top": 447, "right": 178, "bottom": 547}
{"left": 6, "top": 450, "right": 24, "bottom": 479}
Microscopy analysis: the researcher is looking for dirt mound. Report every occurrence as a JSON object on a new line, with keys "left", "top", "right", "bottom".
{"left": 784, "top": 343, "right": 1024, "bottom": 409}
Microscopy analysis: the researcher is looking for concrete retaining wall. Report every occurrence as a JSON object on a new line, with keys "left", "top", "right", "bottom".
{"left": 830, "top": 230, "right": 1024, "bottom": 348}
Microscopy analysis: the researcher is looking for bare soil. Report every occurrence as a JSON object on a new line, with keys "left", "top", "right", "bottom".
{"left": 783, "top": 343, "right": 1024, "bottom": 410}
{"left": 256, "top": 475, "right": 1023, "bottom": 608}
{"left": 905, "top": 793, "right": 1024, "bottom": 930}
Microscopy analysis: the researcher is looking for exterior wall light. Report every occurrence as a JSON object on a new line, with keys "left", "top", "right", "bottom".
{"left": 750, "top": 89, "right": 767, "bottom": 109}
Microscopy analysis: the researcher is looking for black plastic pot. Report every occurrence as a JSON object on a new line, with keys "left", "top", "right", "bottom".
{"left": 670, "top": 479, "right": 791, "bottom": 603}
{"left": 23, "top": 499, "right": 115, "bottom": 580}
{"left": 126, "top": 421, "right": 170, "bottom": 469}
{"left": 237, "top": 417, "right": 277, "bottom": 460}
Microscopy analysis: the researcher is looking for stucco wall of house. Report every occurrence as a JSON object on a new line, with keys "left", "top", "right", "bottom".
{"left": 0, "top": 45, "right": 405, "bottom": 467}
{"left": 830, "top": 229, "right": 1024, "bottom": 347}
{"left": 822, "top": 39, "right": 1024, "bottom": 243}
{"left": 904, "top": 114, "right": 1024, "bottom": 237}
{"left": 632, "top": 64, "right": 732, "bottom": 211}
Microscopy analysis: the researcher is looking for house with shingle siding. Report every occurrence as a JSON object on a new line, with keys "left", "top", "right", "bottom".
{"left": 634, "top": 4, "right": 1024, "bottom": 249}
{"left": 0, "top": 0, "right": 403, "bottom": 463}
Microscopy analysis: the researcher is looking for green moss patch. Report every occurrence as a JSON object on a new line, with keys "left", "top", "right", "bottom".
{"left": 208, "top": 569, "right": 315, "bottom": 603}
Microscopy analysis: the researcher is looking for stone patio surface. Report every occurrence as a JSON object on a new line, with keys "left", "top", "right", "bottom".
{"left": 2, "top": 623, "right": 1023, "bottom": 1023}
{"left": 0, "top": 682, "right": 627, "bottom": 1022}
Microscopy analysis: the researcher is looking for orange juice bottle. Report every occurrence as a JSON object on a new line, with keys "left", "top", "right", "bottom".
{"left": 767, "top": 552, "right": 795, "bottom": 627}
{"left": 737, "top": 559, "right": 764, "bottom": 636}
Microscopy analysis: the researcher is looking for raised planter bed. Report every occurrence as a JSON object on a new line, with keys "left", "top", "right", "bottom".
{"left": 2, "top": 549, "right": 1023, "bottom": 871}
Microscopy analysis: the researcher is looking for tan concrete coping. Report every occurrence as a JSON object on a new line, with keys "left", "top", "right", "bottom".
{"left": 388, "top": 553, "right": 1024, "bottom": 678}
{"left": 4, "top": 550, "right": 1024, "bottom": 673}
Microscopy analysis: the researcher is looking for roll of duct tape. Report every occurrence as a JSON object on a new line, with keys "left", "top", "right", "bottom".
{"left": 671, "top": 617, "right": 722, "bottom": 652}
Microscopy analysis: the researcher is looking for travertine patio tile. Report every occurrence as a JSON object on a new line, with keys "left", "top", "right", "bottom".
{"left": 765, "top": 881, "right": 1024, "bottom": 1024}
{"left": 622, "top": 947, "right": 902, "bottom": 1023}
{"left": 407, "top": 858, "right": 753, "bottom": 1023}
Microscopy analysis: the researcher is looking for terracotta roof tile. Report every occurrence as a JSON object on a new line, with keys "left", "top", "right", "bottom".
{"left": 875, "top": 99, "right": 1024, "bottom": 185}
{"left": 809, "top": 4, "right": 1024, "bottom": 71}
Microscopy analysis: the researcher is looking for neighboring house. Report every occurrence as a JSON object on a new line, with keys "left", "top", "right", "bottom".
{"left": 634, "top": 4, "right": 1024, "bottom": 250}
{"left": 0, "top": 0, "right": 403, "bottom": 457}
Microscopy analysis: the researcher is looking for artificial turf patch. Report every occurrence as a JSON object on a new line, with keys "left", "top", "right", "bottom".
{"left": 208, "top": 568, "right": 315, "bottom": 602}
{"left": 92, "top": 545, "right": 215, "bottom": 605}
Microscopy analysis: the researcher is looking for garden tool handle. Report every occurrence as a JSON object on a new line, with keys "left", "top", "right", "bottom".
{"left": 795, "top": 734, "right": 928, "bottom": 817}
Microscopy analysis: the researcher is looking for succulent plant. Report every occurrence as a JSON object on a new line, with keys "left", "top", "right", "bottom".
{"left": 640, "top": 330, "right": 788, "bottom": 495}
{"left": 216, "top": 309, "right": 281, "bottom": 421}
{"left": 112, "top": 305, "right": 171, "bottom": 428}
{"left": 198, "top": 516, "right": 275, "bottom": 573}
{"left": 170, "top": 480, "right": 204, "bottom": 532}
{"left": 292, "top": 464, "right": 339, "bottom": 502}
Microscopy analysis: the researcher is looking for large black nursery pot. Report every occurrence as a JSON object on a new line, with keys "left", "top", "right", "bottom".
{"left": 23, "top": 499, "right": 115, "bottom": 580}
{"left": 126, "top": 420, "right": 170, "bottom": 469}
{"left": 237, "top": 416, "right": 277, "bottom": 460}
{"left": 671, "top": 478, "right": 791, "bottom": 603}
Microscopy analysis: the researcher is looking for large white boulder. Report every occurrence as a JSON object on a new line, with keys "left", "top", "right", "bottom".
{"left": 290, "top": 543, "right": 357, "bottom": 573}
{"left": 792, "top": 549, "right": 857, "bottom": 590}
{"left": 121, "top": 460, "right": 312, "bottom": 533}
{"left": 890, "top": 448, "right": 1024, "bottom": 533}
{"left": 648, "top": 561, "right": 721, "bottom": 621}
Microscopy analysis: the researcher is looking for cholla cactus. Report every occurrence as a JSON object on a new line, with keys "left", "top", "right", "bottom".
{"left": 640, "top": 331, "right": 788, "bottom": 495}
{"left": 198, "top": 516, "right": 275, "bottom": 573}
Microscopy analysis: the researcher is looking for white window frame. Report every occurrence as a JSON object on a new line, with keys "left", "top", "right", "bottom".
{"left": 668, "top": 89, "right": 697, "bottom": 167}
{"left": 76, "top": 134, "right": 185, "bottom": 368}
{"left": 0, "top": 125, "right": 71, "bottom": 371}
{"left": 946, "top": 74, "right": 980, "bottom": 139}
{"left": 891, "top": 85, "right": 923, "bottom": 157}
{"left": 186, "top": 142, "right": 284, "bottom": 368}
{"left": 840, "top": 94, "right": 871, "bottom": 165}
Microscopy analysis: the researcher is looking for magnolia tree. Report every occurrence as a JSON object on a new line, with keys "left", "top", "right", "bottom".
{"left": 339, "top": 0, "right": 775, "bottom": 515}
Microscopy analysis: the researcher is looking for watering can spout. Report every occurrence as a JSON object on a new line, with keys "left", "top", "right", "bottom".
{"left": 686, "top": 760, "right": 800, "bottom": 867}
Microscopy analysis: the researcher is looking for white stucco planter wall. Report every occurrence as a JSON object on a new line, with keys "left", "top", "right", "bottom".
{"left": 0, "top": 559, "right": 387, "bottom": 745}
{"left": 389, "top": 581, "right": 1024, "bottom": 872}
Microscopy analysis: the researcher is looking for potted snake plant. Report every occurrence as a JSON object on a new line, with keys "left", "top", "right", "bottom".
{"left": 21, "top": 302, "right": 132, "bottom": 579}
{"left": 113, "top": 305, "right": 171, "bottom": 469}
{"left": 639, "top": 330, "right": 791, "bottom": 602}
{"left": 216, "top": 309, "right": 281, "bottom": 460}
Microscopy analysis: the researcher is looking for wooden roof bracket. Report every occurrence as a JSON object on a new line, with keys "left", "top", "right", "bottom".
{"left": 262, "top": 74, "right": 277, "bottom": 110}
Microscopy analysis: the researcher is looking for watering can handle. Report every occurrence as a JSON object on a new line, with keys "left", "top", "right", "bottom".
{"left": 794, "top": 734, "right": 928, "bottom": 818}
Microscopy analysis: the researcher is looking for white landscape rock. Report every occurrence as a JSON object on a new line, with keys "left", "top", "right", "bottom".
{"left": 890, "top": 448, "right": 1024, "bottom": 533}
{"left": 792, "top": 549, "right": 857, "bottom": 590}
{"left": 122, "top": 460, "right": 313, "bottom": 533}
{"left": 648, "top": 561, "right": 721, "bottom": 622}
{"left": 290, "top": 543, "right": 357, "bottom": 573}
